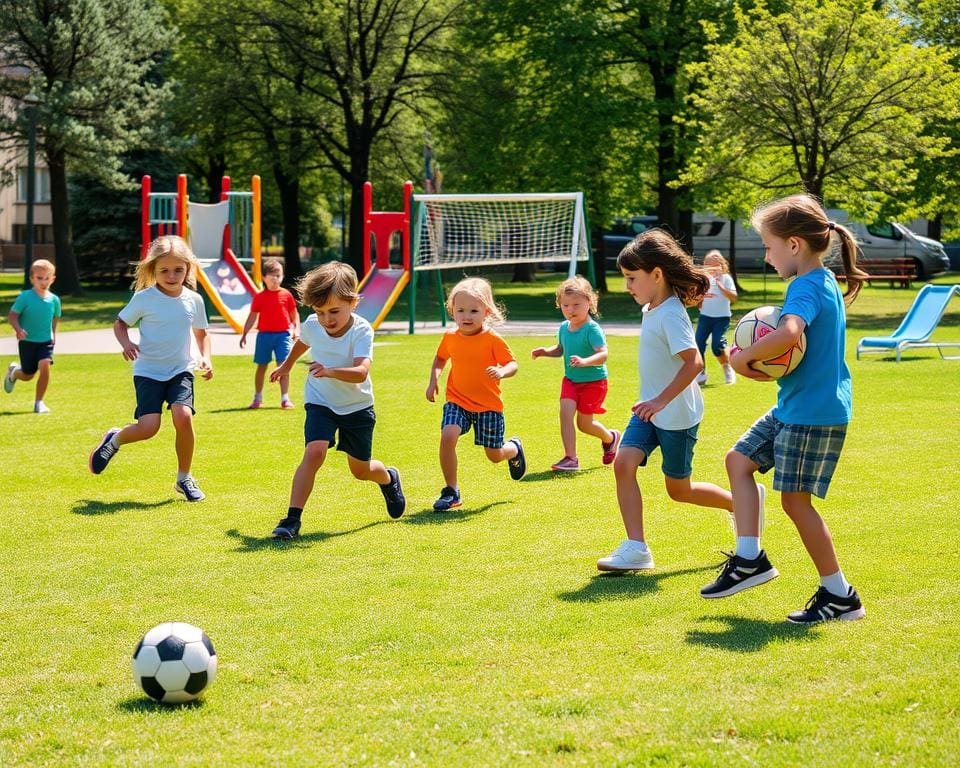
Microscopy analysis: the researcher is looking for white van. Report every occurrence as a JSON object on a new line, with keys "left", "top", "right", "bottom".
{"left": 692, "top": 210, "right": 951, "bottom": 278}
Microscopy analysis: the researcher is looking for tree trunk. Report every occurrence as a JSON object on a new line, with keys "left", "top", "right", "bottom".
{"left": 928, "top": 213, "right": 943, "bottom": 242}
{"left": 273, "top": 163, "right": 302, "bottom": 281}
{"left": 347, "top": 154, "right": 370, "bottom": 276}
{"left": 47, "top": 148, "right": 82, "bottom": 296}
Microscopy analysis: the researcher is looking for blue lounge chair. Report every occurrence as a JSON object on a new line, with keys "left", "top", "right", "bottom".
{"left": 857, "top": 284, "right": 960, "bottom": 362}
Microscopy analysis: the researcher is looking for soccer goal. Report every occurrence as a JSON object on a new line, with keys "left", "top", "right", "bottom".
{"left": 409, "top": 192, "right": 595, "bottom": 330}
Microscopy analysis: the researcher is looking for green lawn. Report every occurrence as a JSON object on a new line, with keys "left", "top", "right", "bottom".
{"left": 1, "top": 308, "right": 959, "bottom": 764}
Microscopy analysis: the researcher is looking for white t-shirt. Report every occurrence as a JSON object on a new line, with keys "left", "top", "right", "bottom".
{"left": 301, "top": 314, "right": 375, "bottom": 414}
{"left": 638, "top": 295, "right": 704, "bottom": 430}
{"left": 118, "top": 286, "right": 208, "bottom": 381}
{"left": 700, "top": 273, "right": 736, "bottom": 317}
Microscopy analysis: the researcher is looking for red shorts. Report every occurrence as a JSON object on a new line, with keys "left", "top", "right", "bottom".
{"left": 560, "top": 377, "right": 608, "bottom": 414}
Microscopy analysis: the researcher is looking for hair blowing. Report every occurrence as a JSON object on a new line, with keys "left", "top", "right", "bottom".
{"left": 135, "top": 236, "right": 199, "bottom": 291}
{"left": 297, "top": 261, "right": 359, "bottom": 308}
{"left": 617, "top": 229, "right": 711, "bottom": 306}
{"left": 752, "top": 194, "right": 868, "bottom": 304}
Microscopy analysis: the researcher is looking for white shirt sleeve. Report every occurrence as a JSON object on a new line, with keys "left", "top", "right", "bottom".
{"left": 118, "top": 290, "right": 145, "bottom": 326}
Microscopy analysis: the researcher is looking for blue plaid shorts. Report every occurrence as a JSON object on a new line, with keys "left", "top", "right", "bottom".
{"left": 733, "top": 409, "right": 847, "bottom": 499}
{"left": 441, "top": 402, "right": 505, "bottom": 448}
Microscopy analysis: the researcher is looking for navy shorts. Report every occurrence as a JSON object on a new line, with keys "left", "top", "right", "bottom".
{"left": 133, "top": 371, "right": 195, "bottom": 419}
{"left": 696, "top": 314, "right": 730, "bottom": 357}
{"left": 620, "top": 414, "right": 699, "bottom": 479}
{"left": 253, "top": 331, "right": 293, "bottom": 365}
{"left": 441, "top": 402, "right": 505, "bottom": 448}
{"left": 304, "top": 403, "right": 376, "bottom": 461}
{"left": 18, "top": 340, "right": 54, "bottom": 375}
{"left": 733, "top": 409, "right": 847, "bottom": 499}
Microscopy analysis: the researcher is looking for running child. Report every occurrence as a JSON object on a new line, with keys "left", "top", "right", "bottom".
{"left": 267, "top": 262, "right": 405, "bottom": 539}
{"left": 88, "top": 236, "right": 212, "bottom": 501}
{"left": 700, "top": 194, "right": 868, "bottom": 623}
{"left": 597, "top": 230, "right": 743, "bottom": 572}
{"left": 531, "top": 276, "right": 619, "bottom": 471}
{"left": 239, "top": 258, "right": 300, "bottom": 409}
{"left": 4, "top": 259, "right": 60, "bottom": 413}
{"left": 695, "top": 249, "right": 738, "bottom": 385}
{"left": 425, "top": 277, "right": 526, "bottom": 511}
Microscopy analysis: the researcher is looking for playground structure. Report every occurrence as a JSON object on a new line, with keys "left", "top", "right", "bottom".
{"left": 356, "top": 181, "right": 412, "bottom": 329}
{"left": 141, "top": 174, "right": 262, "bottom": 333}
{"left": 857, "top": 283, "right": 960, "bottom": 361}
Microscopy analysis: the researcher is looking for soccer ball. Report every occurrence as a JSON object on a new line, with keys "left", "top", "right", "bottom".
{"left": 132, "top": 622, "right": 217, "bottom": 704}
{"left": 732, "top": 305, "right": 806, "bottom": 379}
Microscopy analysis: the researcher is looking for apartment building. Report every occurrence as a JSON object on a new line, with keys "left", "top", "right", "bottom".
{"left": 0, "top": 142, "right": 54, "bottom": 271}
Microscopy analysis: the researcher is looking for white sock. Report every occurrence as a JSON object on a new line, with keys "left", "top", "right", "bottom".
{"left": 627, "top": 539, "right": 649, "bottom": 552}
{"left": 820, "top": 571, "right": 851, "bottom": 597}
{"left": 109, "top": 434, "right": 120, "bottom": 449}
{"left": 281, "top": 393, "right": 291, "bottom": 403}
{"left": 735, "top": 536, "right": 761, "bottom": 560}
{"left": 177, "top": 471, "right": 190, "bottom": 483}
{"left": 252, "top": 392, "right": 263, "bottom": 401}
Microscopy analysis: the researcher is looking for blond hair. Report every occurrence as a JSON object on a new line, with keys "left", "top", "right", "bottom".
{"left": 446, "top": 277, "right": 505, "bottom": 326}
{"left": 752, "top": 194, "right": 867, "bottom": 304}
{"left": 30, "top": 259, "right": 55, "bottom": 276}
{"left": 703, "top": 250, "right": 729, "bottom": 273}
{"left": 135, "top": 236, "right": 199, "bottom": 291}
{"left": 617, "top": 229, "right": 711, "bottom": 306}
{"left": 297, "top": 261, "right": 359, "bottom": 308}
{"left": 556, "top": 275, "right": 599, "bottom": 316}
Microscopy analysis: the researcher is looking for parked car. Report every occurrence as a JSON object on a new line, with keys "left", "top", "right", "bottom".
{"left": 691, "top": 210, "right": 951, "bottom": 278}
{"left": 601, "top": 215, "right": 661, "bottom": 267}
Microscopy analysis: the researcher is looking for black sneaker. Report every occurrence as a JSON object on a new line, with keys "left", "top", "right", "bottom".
{"left": 700, "top": 551, "right": 779, "bottom": 598}
{"left": 787, "top": 586, "right": 865, "bottom": 624}
{"left": 507, "top": 436, "right": 526, "bottom": 480}
{"left": 272, "top": 517, "right": 301, "bottom": 539}
{"left": 433, "top": 486, "right": 462, "bottom": 511}
{"left": 379, "top": 467, "right": 406, "bottom": 519}
{"left": 89, "top": 428, "right": 121, "bottom": 475}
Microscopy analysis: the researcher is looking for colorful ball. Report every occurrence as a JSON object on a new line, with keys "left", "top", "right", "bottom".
{"left": 732, "top": 306, "right": 806, "bottom": 379}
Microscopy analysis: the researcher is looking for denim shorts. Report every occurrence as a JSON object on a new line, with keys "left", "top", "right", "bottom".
{"left": 134, "top": 371, "right": 195, "bottom": 419}
{"left": 696, "top": 314, "right": 730, "bottom": 357}
{"left": 253, "top": 331, "right": 293, "bottom": 365}
{"left": 441, "top": 401, "right": 505, "bottom": 448}
{"left": 18, "top": 340, "right": 54, "bottom": 375}
{"left": 304, "top": 403, "right": 376, "bottom": 461}
{"left": 620, "top": 414, "right": 699, "bottom": 479}
{"left": 733, "top": 408, "right": 847, "bottom": 499}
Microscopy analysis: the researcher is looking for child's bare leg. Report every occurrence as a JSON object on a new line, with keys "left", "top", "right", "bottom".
{"left": 34, "top": 360, "right": 51, "bottom": 401}
{"left": 575, "top": 410, "right": 614, "bottom": 444}
{"left": 279, "top": 373, "right": 290, "bottom": 398}
{"left": 254, "top": 364, "right": 267, "bottom": 397}
{"left": 14, "top": 369, "right": 34, "bottom": 382}
{"left": 439, "top": 425, "right": 461, "bottom": 488}
{"left": 613, "top": 447, "right": 646, "bottom": 541}
{"left": 781, "top": 491, "right": 841, "bottom": 576}
{"left": 483, "top": 441, "right": 518, "bottom": 464}
{"left": 170, "top": 404, "right": 195, "bottom": 474}
{"left": 346, "top": 455, "right": 390, "bottom": 484}
{"left": 717, "top": 350, "right": 730, "bottom": 366}
{"left": 664, "top": 475, "right": 733, "bottom": 511}
{"left": 726, "top": 449, "right": 762, "bottom": 536}
{"left": 116, "top": 414, "right": 162, "bottom": 446}
{"left": 559, "top": 398, "right": 577, "bottom": 457}
{"left": 289, "top": 440, "right": 328, "bottom": 508}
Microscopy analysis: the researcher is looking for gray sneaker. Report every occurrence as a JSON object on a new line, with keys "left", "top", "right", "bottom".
{"left": 4, "top": 362, "right": 18, "bottom": 393}
{"left": 174, "top": 477, "right": 206, "bottom": 502}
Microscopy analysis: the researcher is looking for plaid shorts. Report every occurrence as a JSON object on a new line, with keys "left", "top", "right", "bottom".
{"left": 441, "top": 401, "right": 505, "bottom": 448}
{"left": 733, "top": 409, "right": 847, "bottom": 499}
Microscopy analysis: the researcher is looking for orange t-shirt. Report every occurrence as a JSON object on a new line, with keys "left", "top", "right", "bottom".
{"left": 436, "top": 329, "right": 515, "bottom": 413}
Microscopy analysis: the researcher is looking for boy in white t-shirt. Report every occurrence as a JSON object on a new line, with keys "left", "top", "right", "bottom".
{"left": 695, "top": 250, "right": 738, "bottom": 385}
{"left": 267, "top": 262, "right": 405, "bottom": 539}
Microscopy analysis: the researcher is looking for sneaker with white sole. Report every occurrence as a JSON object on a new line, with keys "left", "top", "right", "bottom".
{"left": 174, "top": 476, "right": 206, "bottom": 502}
{"left": 786, "top": 586, "right": 866, "bottom": 624}
{"left": 433, "top": 486, "right": 462, "bottom": 511}
{"left": 723, "top": 364, "right": 736, "bottom": 384}
{"left": 4, "top": 362, "right": 18, "bottom": 393}
{"left": 696, "top": 371, "right": 707, "bottom": 386}
{"left": 551, "top": 456, "right": 579, "bottom": 471}
{"left": 89, "top": 428, "right": 121, "bottom": 474}
{"left": 34, "top": 401, "right": 50, "bottom": 414}
{"left": 700, "top": 550, "right": 778, "bottom": 598}
{"left": 597, "top": 540, "right": 655, "bottom": 572}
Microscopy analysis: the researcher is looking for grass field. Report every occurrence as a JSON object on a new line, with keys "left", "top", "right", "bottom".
{"left": 1, "top": 273, "right": 960, "bottom": 766}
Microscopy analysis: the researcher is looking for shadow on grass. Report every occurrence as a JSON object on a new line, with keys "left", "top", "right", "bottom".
{"left": 684, "top": 615, "right": 818, "bottom": 653}
{"left": 72, "top": 498, "right": 175, "bottom": 516}
{"left": 402, "top": 500, "right": 509, "bottom": 525}
{"left": 207, "top": 406, "right": 298, "bottom": 414}
{"left": 117, "top": 697, "right": 205, "bottom": 713}
{"left": 522, "top": 466, "right": 604, "bottom": 483}
{"left": 0, "top": 410, "right": 38, "bottom": 418}
{"left": 557, "top": 564, "right": 715, "bottom": 603}
{"left": 224, "top": 521, "right": 386, "bottom": 552}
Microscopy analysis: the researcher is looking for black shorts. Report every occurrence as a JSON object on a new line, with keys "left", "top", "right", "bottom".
{"left": 134, "top": 371, "right": 195, "bottom": 419}
{"left": 18, "top": 340, "right": 54, "bottom": 375}
{"left": 304, "top": 403, "right": 375, "bottom": 461}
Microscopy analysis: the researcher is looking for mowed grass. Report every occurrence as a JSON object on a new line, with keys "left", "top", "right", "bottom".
{"left": 1, "top": 315, "right": 960, "bottom": 766}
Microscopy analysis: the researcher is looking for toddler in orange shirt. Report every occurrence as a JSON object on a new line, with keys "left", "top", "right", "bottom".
{"left": 425, "top": 277, "right": 526, "bottom": 510}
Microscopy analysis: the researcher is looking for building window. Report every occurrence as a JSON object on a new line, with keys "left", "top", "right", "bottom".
{"left": 12, "top": 224, "right": 54, "bottom": 244}
{"left": 16, "top": 167, "right": 51, "bottom": 203}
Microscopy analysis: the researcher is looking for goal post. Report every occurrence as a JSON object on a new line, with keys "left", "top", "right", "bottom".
{"left": 409, "top": 192, "right": 595, "bottom": 331}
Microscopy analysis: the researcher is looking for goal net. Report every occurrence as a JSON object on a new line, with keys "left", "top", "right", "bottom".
{"left": 412, "top": 193, "right": 590, "bottom": 277}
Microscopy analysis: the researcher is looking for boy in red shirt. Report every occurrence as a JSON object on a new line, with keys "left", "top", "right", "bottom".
{"left": 240, "top": 259, "right": 301, "bottom": 408}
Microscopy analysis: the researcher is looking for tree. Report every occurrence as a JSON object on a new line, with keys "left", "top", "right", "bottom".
{"left": 0, "top": 0, "right": 174, "bottom": 295}
{"left": 683, "top": 0, "right": 960, "bottom": 220}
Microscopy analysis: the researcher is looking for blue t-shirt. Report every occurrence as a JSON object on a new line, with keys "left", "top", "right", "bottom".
{"left": 775, "top": 268, "right": 852, "bottom": 425}
{"left": 558, "top": 319, "right": 607, "bottom": 383}
{"left": 11, "top": 289, "right": 61, "bottom": 342}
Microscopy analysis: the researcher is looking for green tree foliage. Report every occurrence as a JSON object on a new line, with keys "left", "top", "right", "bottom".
{"left": 684, "top": 0, "right": 960, "bottom": 223}
{"left": 0, "top": 0, "right": 174, "bottom": 294}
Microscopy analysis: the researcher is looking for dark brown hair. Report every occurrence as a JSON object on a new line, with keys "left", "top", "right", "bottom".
{"left": 617, "top": 229, "right": 711, "bottom": 306}
{"left": 752, "top": 194, "right": 867, "bottom": 304}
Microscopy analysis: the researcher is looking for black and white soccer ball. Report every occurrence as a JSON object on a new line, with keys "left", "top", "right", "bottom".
{"left": 132, "top": 622, "right": 217, "bottom": 704}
